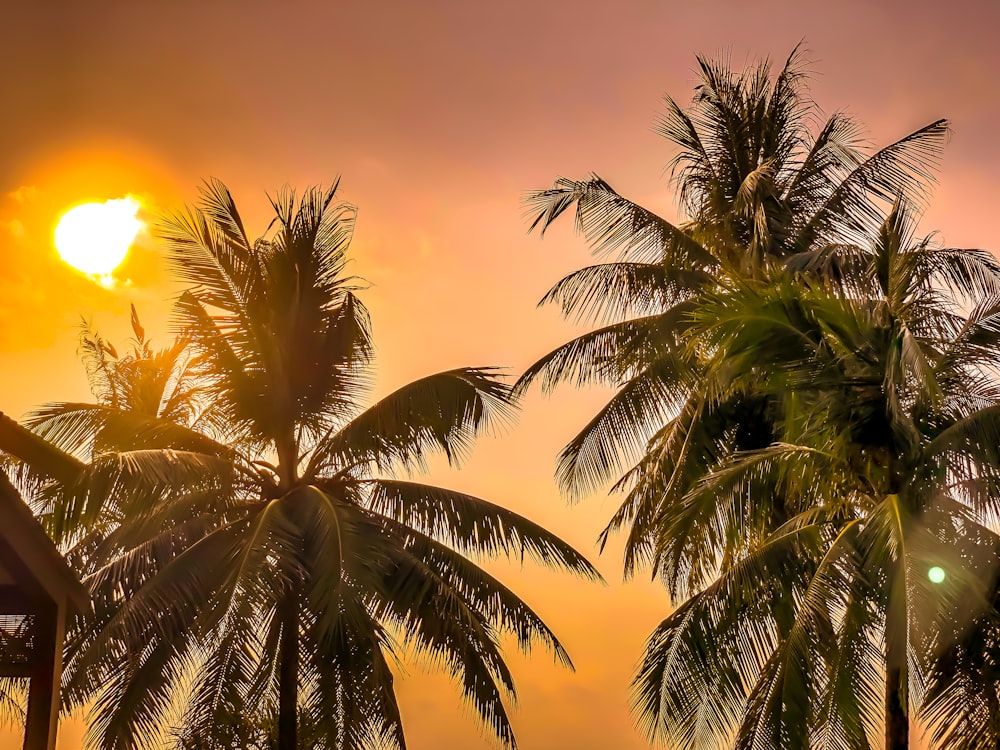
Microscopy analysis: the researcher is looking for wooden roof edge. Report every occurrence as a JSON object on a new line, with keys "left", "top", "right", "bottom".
{"left": 0, "top": 411, "right": 85, "bottom": 486}
{"left": 0, "top": 465, "right": 91, "bottom": 615}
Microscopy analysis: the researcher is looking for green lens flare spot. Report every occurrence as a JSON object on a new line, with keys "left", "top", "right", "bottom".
{"left": 928, "top": 566, "right": 946, "bottom": 584}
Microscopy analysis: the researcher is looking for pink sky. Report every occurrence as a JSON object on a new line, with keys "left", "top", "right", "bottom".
{"left": 2, "top": 1, "right": 997, "bottom": 747}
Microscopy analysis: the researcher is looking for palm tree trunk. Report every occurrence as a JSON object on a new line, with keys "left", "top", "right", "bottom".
{"left": 885, "top": 663, "right": 908, "bottom": 749}
{"left": 885, "top": 557, "right": 908, "bottom": 750}
{"left": 278, "top": 589, "right": 299, "bottom": 750}
{"left": 276, "top": 429, "right": 299, "bottom": 491}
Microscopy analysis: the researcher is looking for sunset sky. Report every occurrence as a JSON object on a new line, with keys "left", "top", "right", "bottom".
{"left": 2, "top": 1, "right": 999, "bottom": 748}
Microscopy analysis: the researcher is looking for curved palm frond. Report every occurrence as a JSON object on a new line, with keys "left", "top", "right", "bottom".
{"left": 312, "top": 367, "right": 515, "bottom": 476}
{"left": 525, "top": 176, "right": 716, "bottom": 268}
{"left": 515, "top": 302, "right": 697, "bottom": 399}
{"left": 538, "top": 261, "right": 707, "bottom": 325}
{"left": 360, "top": 478, "right": 601, "bottom": 578}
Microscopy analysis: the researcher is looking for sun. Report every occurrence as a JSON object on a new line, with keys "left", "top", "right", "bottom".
{"left": 55, "top": 197, "right": 142, "bottom": 276}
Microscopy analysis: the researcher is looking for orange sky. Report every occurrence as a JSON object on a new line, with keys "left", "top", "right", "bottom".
{"left": 2, "top": 1, "right": 999, "bottom": 748}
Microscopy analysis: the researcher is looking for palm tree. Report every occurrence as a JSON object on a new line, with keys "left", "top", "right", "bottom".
{"left": 17, "top": 180, "right": 600, "bottom": 750}
{"left": 519, "top": 49, "right": 1000, "bottom": 748}
{"left": 628, "top": 204, "right": 1000, "bottom": 749}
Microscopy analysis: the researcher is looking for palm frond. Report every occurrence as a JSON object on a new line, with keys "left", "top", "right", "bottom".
{"left": 538, "top": 262, "right": 707, "bottom": 325}
{"left": 361, "top": 478, "right": 601, "bottom": 579}
{"left": 312, "top": 368, "right": 515, "bottom": 476}
{"left": 515, "top": 303, "right": 696, "bottom": 398}
{"left": 792, "top": 119, "right": 949, "bottom": 249}
{"left": 555, "top": 358, "right": 689, "bottom": 500}
{"left": 525, "top": 176, "right": 715, "bottom": 268}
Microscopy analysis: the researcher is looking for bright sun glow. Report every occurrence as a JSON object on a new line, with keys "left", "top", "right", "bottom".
{"left": 55, "top": 197, "right": 142, "bottom": 276}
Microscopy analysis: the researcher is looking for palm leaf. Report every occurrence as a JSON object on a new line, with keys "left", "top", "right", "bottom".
{"left": 311, "top": 368, "right": 515, "bottom": 475}
{"left": 361, "top": 478, "right": 601, "bottom": 579}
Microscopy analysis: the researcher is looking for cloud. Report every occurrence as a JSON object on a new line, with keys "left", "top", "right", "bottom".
{"left": 7, "top": 185, "right": 38, "bottom": 205}
{"left": 0, "top": 185, "right": 39, "bottom": 239}
{"left": 0, "top": 219, "right": 24, "bottom": 238}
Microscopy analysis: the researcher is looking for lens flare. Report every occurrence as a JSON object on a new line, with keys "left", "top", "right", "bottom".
{"left": 55, "top": 197, "right": 142, "bottom": 276}
{"left": 928, "top": 566, "right": 946, "bottom": 584}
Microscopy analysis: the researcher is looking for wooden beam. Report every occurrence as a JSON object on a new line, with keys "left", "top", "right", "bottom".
{"left": 0, "top": 544, "right": 48, "bottom": 608}
{"left": 0, "top": 476, "right": 91, "bottom": 615}
{"left": 0, "top": 585, "right": 40, "bottom": 615}
{"left": 0, "top": 664, "right": 33, "bottom": 678}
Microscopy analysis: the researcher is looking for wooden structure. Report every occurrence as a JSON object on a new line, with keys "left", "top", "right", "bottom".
{"left": 0, "top": 413, "right": 89, "bottom": 750}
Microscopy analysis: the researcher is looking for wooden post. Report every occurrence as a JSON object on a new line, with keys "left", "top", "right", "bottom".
{"left": 22, "top": 599, "right": 62, "bottom": 750}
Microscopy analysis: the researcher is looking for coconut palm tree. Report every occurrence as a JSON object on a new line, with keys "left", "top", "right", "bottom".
{"left": 17, "top": 180, "right": 600, "bottom": 750}
{"left": 520, "top": 49, "right": 1000, "bottom": 749}
{"left": 627, "top": 203, "right": 1000, "bottom": 749}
